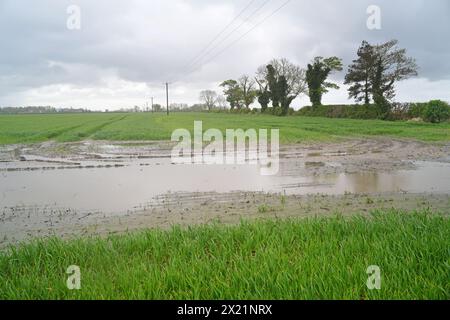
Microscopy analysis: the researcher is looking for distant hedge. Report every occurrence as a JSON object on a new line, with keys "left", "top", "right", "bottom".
{"left": 297, "top": 100, "right": 450, "bottom": 123}
{"left": 297, "top": 104, "right": 379, "bottom": 120}
{"left": 206, "top": 100, "right": 450, "bottom": 123}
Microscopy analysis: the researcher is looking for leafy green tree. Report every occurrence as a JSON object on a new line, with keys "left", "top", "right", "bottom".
{"left": 306, "top": 56, "right": 343, "bottom": 107}
{"left": 255, "top": 78, "right": 270, "bottom": 112}
{"left": 220, "top": 80, "right": 243, "bottom": 110}
{"left": 258, "top": 90, "right": 271, "bottom": 112}
{"left": 423, "top": 100, "right": 450, "bottom": 123}
{"left": 345, "top": 40, "right": 418, "bottom": 117}
{"left": 344, "top": 41, "right": 375, "bottom": 104}
{"left": 266, "top": 64, "right": 281, "bottom": 108}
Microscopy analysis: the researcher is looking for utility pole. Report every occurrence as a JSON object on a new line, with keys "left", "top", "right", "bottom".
{"left": 151, "top": 97, "right": 154, "bottom": 113}
{"left": 165, "top": 82, "right": 169, "bottom": 116}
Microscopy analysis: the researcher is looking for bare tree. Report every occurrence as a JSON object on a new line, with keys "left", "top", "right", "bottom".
{"left": 257, "top": 58, "right": 307, "bottom": 98}
{"left": 216, "top": 95, "right": 228, "bottom": 110}
{"left": 256, "top": 58, "right": 307, "bottom": 115}
{"left": 371, "top": 40, "right": 418, "bottom": 105}
{"left": 199, "top": 90, "right": 218, "bottom": 111}
{"left": 238, "top": 75, "right": 257, "bottom": 109}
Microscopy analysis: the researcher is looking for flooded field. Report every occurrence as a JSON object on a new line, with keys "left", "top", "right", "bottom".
{"left": 1, "top": 155, "right": 450, "bottom": 214}
{"left": 1, "top": 138, "right": 449, "bottom": 245}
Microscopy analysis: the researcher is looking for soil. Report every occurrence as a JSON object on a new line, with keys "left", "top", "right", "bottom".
{"left": 1, "top": 137, "right": 449, "bottom": 247}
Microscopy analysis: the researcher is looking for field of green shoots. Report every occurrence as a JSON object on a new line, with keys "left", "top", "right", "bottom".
{"left": 0, "top": 112, "right": 449, "bottom": 145}
{"left": 1, "top": 211, "right": 448, "bottom": 300}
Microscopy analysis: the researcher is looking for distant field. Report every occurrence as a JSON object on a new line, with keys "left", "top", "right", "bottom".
{"left": 0, "top": 211, "right": 448, "bottom": 299}
{"left": 0, "top": 112, "right": 449, "bottom": 145}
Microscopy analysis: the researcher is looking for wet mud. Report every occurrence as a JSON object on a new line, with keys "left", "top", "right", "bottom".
{"left": 1, "top": 137, "right": 449, "bottom": 246}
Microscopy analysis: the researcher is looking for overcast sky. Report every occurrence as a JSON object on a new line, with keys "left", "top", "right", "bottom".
{"left": 0, "top": 0, "right": 449, "bottom": 110}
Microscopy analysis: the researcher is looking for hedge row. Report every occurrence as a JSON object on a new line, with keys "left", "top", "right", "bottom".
{"left": 297, "top": 100, "right": 450, "bottom": 123}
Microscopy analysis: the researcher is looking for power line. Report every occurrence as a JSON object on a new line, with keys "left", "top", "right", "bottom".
{"left": 184, "top": 0, "right": 258, "bottom": 71}
{"left": 186, "top": 0, "right": 273, "bottom": 74}
{"left": 167, "top": 0, "right": 259, "bottom": 83}
{"left": 184, "top": 0, "right": 293, "bottom": 79}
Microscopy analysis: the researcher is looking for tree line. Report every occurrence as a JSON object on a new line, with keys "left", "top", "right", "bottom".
{"left": 200, "top": 39, "right": 419, "bottom": 118}
{"left": 0, "top": 106, "right": 91, "bottom": 114}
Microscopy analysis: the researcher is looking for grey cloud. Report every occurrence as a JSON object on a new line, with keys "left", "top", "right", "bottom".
{"left": 0, "top": 0, "right": 449, "bottom": 107}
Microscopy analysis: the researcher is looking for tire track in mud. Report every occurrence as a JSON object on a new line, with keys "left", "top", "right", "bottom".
{"left": 48, "top": 115, "right": 130, "bottom": 141}
{"left": 30, "top": 115, "right": 129, "bottom": 142}
{"left": 83, "top": 115, "right": 129, "bottom": 139}
{"left": 34, "top": 124, "right": 86, "bottom": 141}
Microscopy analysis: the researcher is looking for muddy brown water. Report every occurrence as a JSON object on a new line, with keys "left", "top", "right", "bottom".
{"left": 1, "top": 155, "right": 449, "bottom": 215}
{"left": 1, "top": 139, "right": 450, "bottom": 245}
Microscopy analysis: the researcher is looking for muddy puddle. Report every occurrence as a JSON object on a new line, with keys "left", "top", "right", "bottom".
{"left": 1, "top": 138, "right": 450, "bottom": 245}
{"left": 1, "top": 146, "right": 449, "bottom": 215}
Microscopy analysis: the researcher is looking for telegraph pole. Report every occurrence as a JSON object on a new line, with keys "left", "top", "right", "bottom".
{"left": 165, "top": 82, "right": 169, "bottom": 116}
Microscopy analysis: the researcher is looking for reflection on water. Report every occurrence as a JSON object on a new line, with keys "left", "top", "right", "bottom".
{"left": 331, "top": 162, "right": 450, "bottom": 194}
{"left": 321, "top": 171, "right": 411, "bottom": 194}
{"left": 1, "top": 160, "right": 449, "bottom": 214}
